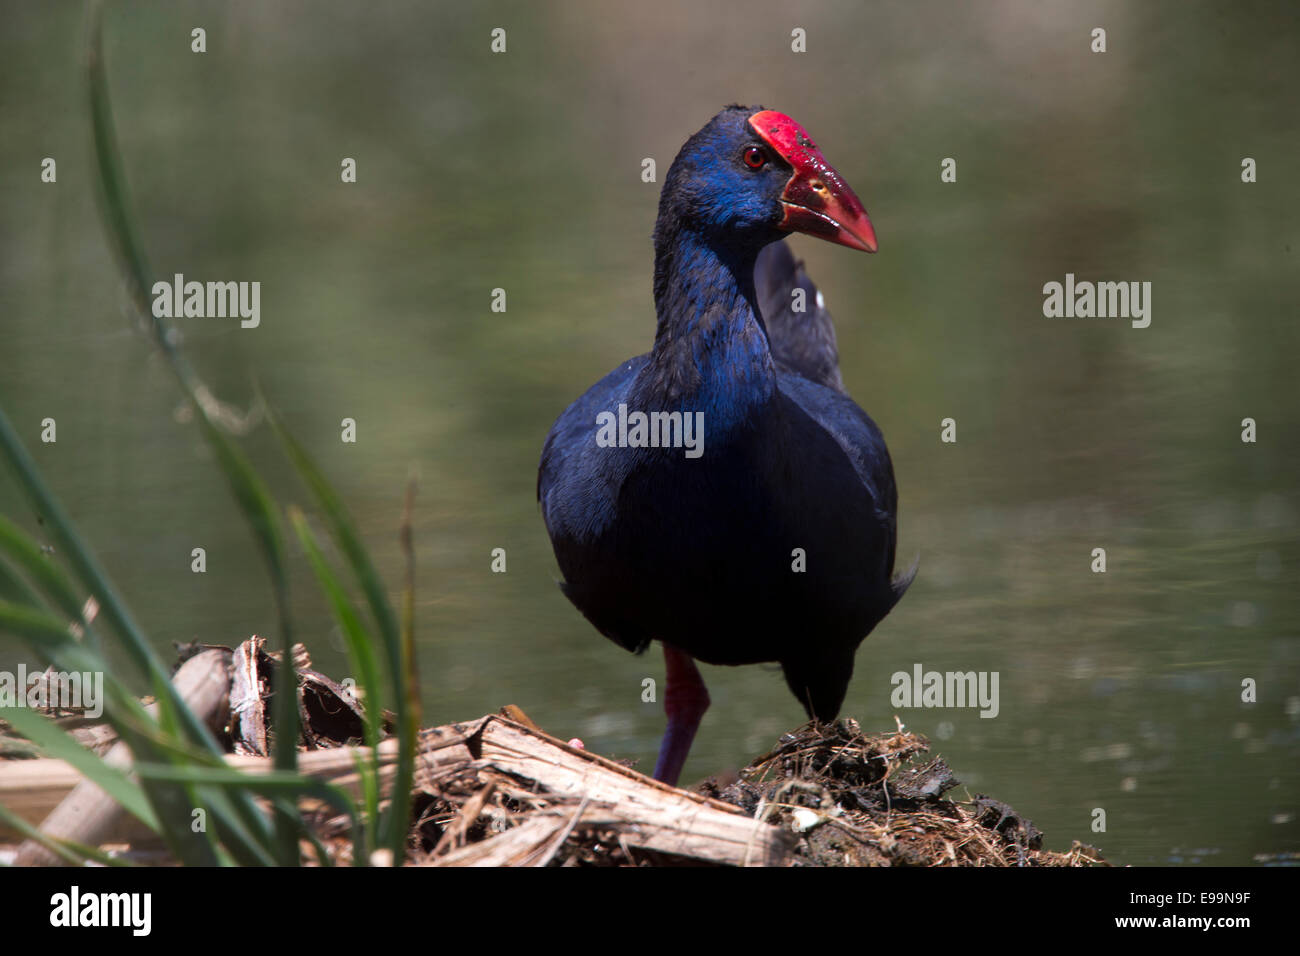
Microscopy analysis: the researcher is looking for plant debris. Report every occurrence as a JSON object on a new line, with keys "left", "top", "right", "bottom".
{"left": 695, "top": 717, "right": 1105, "bottom": 866}
{"left": 1, "top": 641, "right": 1107, "bottom": 867}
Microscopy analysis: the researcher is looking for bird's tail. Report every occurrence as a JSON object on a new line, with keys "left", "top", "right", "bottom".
{"left": 889, "top": 553, "right": 919, "bottom": 610}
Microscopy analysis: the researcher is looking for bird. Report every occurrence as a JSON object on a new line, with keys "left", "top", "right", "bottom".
{"left": 538, "top": 105, "right": 914, "bottom": 786}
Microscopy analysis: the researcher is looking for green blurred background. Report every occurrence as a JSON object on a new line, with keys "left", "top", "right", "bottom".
{"left": 2, "top": 1, "right": 1297, "bottom": 865}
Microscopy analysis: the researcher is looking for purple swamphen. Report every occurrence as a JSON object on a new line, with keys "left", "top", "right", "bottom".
{"left": 538, "top": 106, "right": 914, "bottom": 786}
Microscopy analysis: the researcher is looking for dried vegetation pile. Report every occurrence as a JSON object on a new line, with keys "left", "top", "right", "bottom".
{"left": 1, "top": 640, "right": 1106, "bottom": 867}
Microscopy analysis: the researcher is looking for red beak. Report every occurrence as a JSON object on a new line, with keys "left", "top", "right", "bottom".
{"left": 748, "top": 110, "right": 877, "bottom": 253}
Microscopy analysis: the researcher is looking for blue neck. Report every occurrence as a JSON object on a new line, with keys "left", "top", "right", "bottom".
{"left": 644, "top": 225, "right": 776, "bottom": 431}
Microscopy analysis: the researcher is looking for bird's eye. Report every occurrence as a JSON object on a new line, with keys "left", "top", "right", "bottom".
{"left": 743, "top": 146, "right": 767, "bottom": 169}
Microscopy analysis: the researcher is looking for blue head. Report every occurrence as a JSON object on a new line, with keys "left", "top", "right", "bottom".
{"left": 655, "top": 106, "right": 792, "bottom": 251}
{"left": 654, "top": 105, "right": 877, "bottom": 260}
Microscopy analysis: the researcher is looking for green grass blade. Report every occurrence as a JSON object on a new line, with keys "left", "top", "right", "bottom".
{"left": 137, "top": 764, "right": 354, "bottom": 812}
{"left": 267, "top": 412, "right": 401, "bottom": 656}
{"left": 0, "top": 800, "right": 132, "bottom": 866}
{"left": 267, "top": 410, "right": 415, "bottom": 860}
{"left": 0, "top": 514, "right": 103, "bottom": 646}
{"left": 351, "top": 749, "right": 380, "bottom": 866}
{"left": 392, "top": 477, "right": 420, "bottom": 860}
{"left": 173, "top": 393, "right": 301, "bottom": 864}
{"left": 0, "top": 408, "right": 170, "bottom": 694}
{"left": 135, "top": 764, "right": 360, "bottom": 847}
{"left": 287, "top": 507, "right": 383, "bottom": 750}
{"left": 0, "top": 554, "right": 44, "bottom": 610}
{"left": 0, "top": 705, "right": 158, "bottom": 832}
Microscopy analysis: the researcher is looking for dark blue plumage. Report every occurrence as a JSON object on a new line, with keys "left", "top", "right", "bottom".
{"left": 538, "top": 106, "right": 913, "bottom": 784}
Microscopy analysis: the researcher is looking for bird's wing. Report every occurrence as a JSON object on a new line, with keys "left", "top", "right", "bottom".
{"left": 761, "top": 245, "right": 916, "bottom": 606}
{"left": 537, "top": 354, "right": 657, "bottom": 653}
{"left": 755, "top": 240, "right": 847, "bottom": 395}
{"left": 776, "top": 371, "right": 916, "bottom": 609}
{"left": 537, "top": 353, "right": 648, "bottom": 531}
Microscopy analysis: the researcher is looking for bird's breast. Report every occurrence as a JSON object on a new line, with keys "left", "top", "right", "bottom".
{"left": 548, "top": 408, "right": 893, "bottom": 666}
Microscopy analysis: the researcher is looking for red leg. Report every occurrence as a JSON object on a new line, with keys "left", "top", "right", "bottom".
{"left": 653, "top": 643, "right": 711, "bottom": 786}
